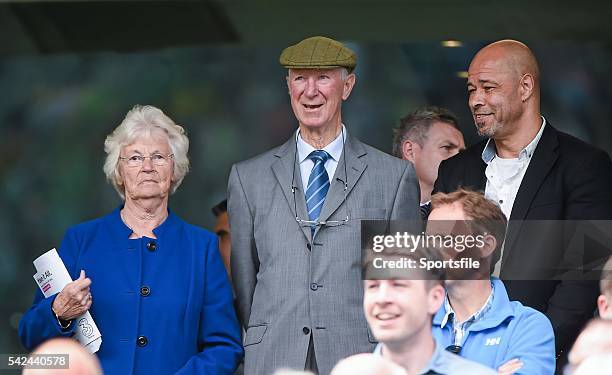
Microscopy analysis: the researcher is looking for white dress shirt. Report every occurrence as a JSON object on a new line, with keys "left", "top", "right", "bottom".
{"left": 482, "top": 117, "right": 546, "bottom": 275}
{"left": 296, "top": 125, "right": 346, "bottom": 191}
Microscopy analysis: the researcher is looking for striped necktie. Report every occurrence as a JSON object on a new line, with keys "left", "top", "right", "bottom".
{"left": 305, "top": 150, "right": 331, "bottom": 228}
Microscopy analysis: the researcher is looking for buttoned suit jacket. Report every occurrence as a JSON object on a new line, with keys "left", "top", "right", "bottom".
{"left": 433, "top": 123, "right": 612, "bottom": 356}
{"left": 19, "top": 208, "right": 243, "bottom": 374}
{"left": 228, "top": 133, "right": 420, "bottom": 374}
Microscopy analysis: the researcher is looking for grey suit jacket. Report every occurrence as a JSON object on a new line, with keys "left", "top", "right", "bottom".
{"left": 228, "top": 132, "right": 420, "bottom": 374}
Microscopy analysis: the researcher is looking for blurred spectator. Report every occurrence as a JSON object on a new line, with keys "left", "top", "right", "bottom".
{"left": 567, "top": 319, "right": 612, "bottom": 373}
{"left": 573, "top": 354, "right": 612, "bottom": 375}
{"left": 363, "top": 248, "right": 495, "bottom": 375}
{"left": 23, "top": 337, "right": 102, "bottom": 375}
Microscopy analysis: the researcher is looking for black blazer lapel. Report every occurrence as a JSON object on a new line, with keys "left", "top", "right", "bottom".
{"left": 460, "top": 141, "right": 488, "bottom": 192}
{"left": 504, "top": 124, "right": 560, "bottom": 255}
{"left": 466, "top": 155, "right": 487, "bottom": 193}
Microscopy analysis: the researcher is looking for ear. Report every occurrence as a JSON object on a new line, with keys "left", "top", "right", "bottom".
{"left": 428, "top": 284, "right": 445, "bottom": 315}
{"left": 286, "top": 75, "right": 291, "bottom": 96}
{"left": 402, "top": 140, "right": 417, "bottom": 162}
{"left": 115, "top": 167, "right": 124, "bottom": 187}
{"left": 598, "top": 294, "right": 610, "bottom": 318}
{"left": 481, "top": 233, "right": 498, "bottom": 258}
{"left": 342, "top": 73, "right": 356, "bottom": 100}
{"left": 519, "top": 73, "right": 535, "bottom": 102}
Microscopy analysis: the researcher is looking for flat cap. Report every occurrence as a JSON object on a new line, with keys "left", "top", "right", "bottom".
{"left": 279, "top": 36, "right": 356, "bottom": 72}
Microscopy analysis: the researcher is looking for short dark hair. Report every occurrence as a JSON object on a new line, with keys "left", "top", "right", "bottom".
{"left": 392, "top": 106, "right": 461, "bottom": 158}
{"left": 211, "top": 199, "right": 227, "bottom": 217}
{"left": 430, "top": 189, "right": 507, "bottom": 274}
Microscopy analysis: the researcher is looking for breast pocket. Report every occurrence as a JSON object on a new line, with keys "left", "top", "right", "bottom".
{"left": 244, "top": 323, "right": 268, "bottom": 347}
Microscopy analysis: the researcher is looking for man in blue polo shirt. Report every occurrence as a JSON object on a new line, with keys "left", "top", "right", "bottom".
{"left": 427, "top": 189, "right": 555, "bottom": 374}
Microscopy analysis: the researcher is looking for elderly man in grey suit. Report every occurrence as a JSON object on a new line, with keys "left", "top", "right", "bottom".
{"left": 228, "top": 36, "right": 420, "bottom": 375}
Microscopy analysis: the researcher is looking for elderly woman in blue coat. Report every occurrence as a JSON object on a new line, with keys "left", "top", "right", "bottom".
{"left": 19, "top": 105, "right": 243, "bottom": 374}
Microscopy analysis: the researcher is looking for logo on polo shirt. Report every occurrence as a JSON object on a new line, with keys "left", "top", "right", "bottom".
{"left": 485, "top": 337, "right": 501, "bottom": 346}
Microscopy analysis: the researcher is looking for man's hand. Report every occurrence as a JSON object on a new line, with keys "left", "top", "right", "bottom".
{"left": 498, "top": 358, "right": 523, "bottom": 375}
{"left": 51, "top": 270, "right": 92, "bottom": 321}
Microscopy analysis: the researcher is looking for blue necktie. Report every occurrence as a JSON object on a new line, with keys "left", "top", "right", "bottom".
{"left": 305, "top": 150, "right": 331, "bottom": 229}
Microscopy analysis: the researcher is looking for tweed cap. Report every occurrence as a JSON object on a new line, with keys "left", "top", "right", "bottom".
{"left": 279, "top": 36, "right": 356, "bottom": 72}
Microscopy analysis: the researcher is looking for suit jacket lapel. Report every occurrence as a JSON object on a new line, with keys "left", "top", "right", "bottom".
{"left": 271, "top": 136, "right": 312, "bottom": 242}
{"left": 504, "top": 124, "right": 559, "bottom": 255}
{"left": 317, "top": 135, "right": 367, "bottom": 226}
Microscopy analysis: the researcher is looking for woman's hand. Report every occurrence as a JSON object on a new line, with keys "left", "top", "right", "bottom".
{"left": 52, "top": 270, "right": 92, "bottom": 321}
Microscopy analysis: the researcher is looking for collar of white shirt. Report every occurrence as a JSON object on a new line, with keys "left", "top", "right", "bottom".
{"left": 296, "top": 124, "right": 346, "bottom": 163}
{"left": 481, "top": 116, "right": 547, "bottom": 164}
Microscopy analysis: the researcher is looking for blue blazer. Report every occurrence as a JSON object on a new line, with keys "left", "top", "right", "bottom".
{"left": 19, "top": 207, "right": 243, "bottom": 374}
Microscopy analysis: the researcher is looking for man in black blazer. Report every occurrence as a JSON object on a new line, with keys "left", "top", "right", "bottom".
{"left": 433, "top": 39, "right": 612, "bottom": 365}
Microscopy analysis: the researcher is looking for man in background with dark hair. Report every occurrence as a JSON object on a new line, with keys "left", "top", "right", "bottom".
{"left": 392, "top": 106, "right": 465, "bottom": 217}
{"left": 428, "top": 189, "right": 555, "bottom": 374}
{"left": 213, "top": 199, "right": 245, "bottom": 375}
{"left": 212, "top": 199, "right": 232, "bottom": 278}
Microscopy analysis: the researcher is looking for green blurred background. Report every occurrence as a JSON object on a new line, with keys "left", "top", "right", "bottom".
{"left": 2, "top": 0, "right": 612, "bottom": 357}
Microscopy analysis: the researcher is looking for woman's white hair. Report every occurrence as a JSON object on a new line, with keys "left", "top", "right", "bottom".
{"left": 103, "top": 105, "right": 190, "bottom": 199}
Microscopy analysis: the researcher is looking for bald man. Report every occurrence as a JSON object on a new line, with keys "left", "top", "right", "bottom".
{"left": 433, "top": 40, "right": 612, "bottom": 367}
{"left": 23, "top": 338, "right": 102, "bottom": 375}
